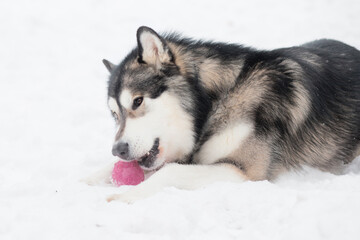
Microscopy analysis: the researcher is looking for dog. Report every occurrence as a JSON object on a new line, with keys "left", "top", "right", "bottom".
{"left": 96, "top": 26, "right": 360, "bottom": 203}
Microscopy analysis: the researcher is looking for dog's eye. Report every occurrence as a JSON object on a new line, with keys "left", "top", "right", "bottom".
{"left": 133, "top": 97, "right": 143, "bottom": 109}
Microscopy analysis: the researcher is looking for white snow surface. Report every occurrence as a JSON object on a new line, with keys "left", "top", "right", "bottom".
{"left": 1, "top": 0, "right": 360, "bottom": 239}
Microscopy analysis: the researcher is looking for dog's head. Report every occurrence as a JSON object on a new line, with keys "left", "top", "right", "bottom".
{"left": 104, "top": 26, "right": 195, "bottom": 170}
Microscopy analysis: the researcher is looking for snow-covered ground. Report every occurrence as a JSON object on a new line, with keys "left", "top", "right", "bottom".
{"left": 1, "top": 0, "right": 360, "bottom": 239}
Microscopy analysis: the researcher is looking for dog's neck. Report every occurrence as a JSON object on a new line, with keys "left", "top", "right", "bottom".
{"left": 168, "top": 42, "right": 246, "bottom": 96}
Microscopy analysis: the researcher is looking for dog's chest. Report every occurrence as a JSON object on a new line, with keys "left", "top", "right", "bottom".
{"left": 193, "top": 122, "right": 253, "bottom": 165}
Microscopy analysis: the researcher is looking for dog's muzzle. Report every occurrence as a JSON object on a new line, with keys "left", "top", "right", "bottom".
{"left": 111, "top": 138, "right": 160, "bottom": 169}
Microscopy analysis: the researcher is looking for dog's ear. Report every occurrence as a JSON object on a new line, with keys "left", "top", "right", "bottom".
{"left": 136, "top": 26, "right": 173, "bottom": 69}
{"left": 102, "top": 59, "right": 116, "bottom": 73}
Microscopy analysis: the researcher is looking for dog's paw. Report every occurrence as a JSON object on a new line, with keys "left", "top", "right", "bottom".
{"left": 80, "top": 176, "right": 111, "bottom": 186}
{"left": 80, "top": 164, "right": 114, "bottom": 186}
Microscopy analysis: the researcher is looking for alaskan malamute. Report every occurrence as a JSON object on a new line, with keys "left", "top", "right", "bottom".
{"left": 98, "top": 26, "right": 360, "bottom": 203}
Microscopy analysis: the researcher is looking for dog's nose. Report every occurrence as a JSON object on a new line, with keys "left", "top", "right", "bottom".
{"left": 112, "top": 142, "right": 129, "bottom": 159}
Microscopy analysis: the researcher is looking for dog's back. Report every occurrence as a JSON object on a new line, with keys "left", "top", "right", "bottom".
{"left": 276, "top": 40, "right": 360, "bottom": 174}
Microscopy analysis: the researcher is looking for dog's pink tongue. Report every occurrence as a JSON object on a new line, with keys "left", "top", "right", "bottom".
{"left": 111, "top": 160, "right": 145, "bottom": 186}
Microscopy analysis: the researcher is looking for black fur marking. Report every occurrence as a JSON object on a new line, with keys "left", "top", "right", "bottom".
{"left": 137, "top": 57, "right": 146, "bottom": 64}
{"left": 107, "top": 49, "right": 138, "bottom": 98}
{"left": 161, "top": 64, "right": 180, "bottom": 77}
{"left": 254, "top": 105, "right": 271, "bottom": 136}
{"left": 136, "top": 27, "right": 147, "bottom": 63}
{"left": 186, "top": 76, "right": 212, "bottom": 142}
{"left": 150, "top": 85, "right": 168, "bottom": 99}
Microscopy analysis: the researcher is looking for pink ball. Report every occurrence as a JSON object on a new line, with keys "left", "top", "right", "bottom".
{"left": 111, "top": 160, "right": 145, "bottom": 186}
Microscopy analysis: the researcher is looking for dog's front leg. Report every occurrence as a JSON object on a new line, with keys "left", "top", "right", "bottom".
{"left": 107, "top": 163, "right": 246, "bottom": 203}
{"left": 81, "top": 162, "right": 115, "bottom": 186}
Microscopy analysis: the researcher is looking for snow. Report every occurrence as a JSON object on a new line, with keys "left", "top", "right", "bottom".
{"left": 1, "top": 0, "right": 360, "bottom": 239}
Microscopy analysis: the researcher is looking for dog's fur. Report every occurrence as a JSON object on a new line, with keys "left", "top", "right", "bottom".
{"left": 97, "top": 26, "right": 360, "bottom": 203}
